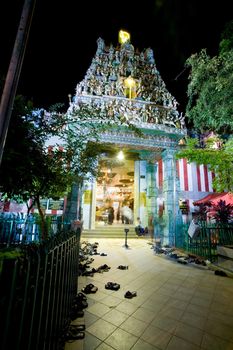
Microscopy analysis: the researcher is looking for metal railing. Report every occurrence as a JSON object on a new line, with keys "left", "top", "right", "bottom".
{"left": 175, "top": 222, "right": 233, "bottom": 261}
{"left": 0, "top": 215, "right": 70, "bottom": 244}
{"left": 0, "top": 229, "right": 80, "bottom": 350}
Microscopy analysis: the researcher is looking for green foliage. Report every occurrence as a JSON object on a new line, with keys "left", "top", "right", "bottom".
{"left": 0, "top": 98, "right": 70, "bottom": 208}
{"left": 177, "top": 21, "right": 233, "bottom": 192}
{"left": 176, "top": 137, "right": 233, "bottom": 192}
{"left": 211, "top": 200, "right": 233, "bottom": 224}
{"left": 185, "top": 20, "right": 233, "bottom": 134}
{"left": 193, "top": 203, "right": 211, "bottom": 221}
{"left": 185, "top": 49, "right": 233, "bottom": 134}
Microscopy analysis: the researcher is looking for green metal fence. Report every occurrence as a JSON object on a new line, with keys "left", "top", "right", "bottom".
{"left": 175, "top": 222, "right": 233, "bottom": 261}
{"left": 0, "top": 215, "right": 70, "bottom": 244}
{"left": 0, "top": 230, "right": 80, "bottom": 350}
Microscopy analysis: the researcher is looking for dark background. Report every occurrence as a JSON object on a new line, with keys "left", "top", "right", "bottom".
{"left": 1, "top": 0, "right": 232, "bottom": 114}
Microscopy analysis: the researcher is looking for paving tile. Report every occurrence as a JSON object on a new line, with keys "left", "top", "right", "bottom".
{"left": 180, "top": 310, "right": 207, "bottom": 330}
{"left": 166, "top": 335, "right": 200, "bottom": 350}
{"left": 174, "top": 321, "right": 204, "bottom": 346}
{"left": 151, "top": 315, "right": 180, "bottom": 334}
{"left": 115, "top": 300, "right": 139, "bottom": 315}
{"left": 83, "top": 331, "right": 102, "bottom": 350}
{"left": 201, "top": 332, "right": 233, "bottom": 350}
{"left": 131, "top": 306, "right": 157, "bottom": 323}
{"left": 131, "top": 338, "right": 160, "bottom": 350}
{"left": 206, "top": 310, "right": 233, "bottom": 327}
{"left": 105, "top": 328, "right": 138, "bottom": 350}
{"left": 100, "top": 294, "right": 122, "bottom": 307}
{"left": 77, "top": 238, "right": 233, "bottom": 350}
{"left": 87, "top": 302, "right": 111, "bottom": 317}
{"left": 119, "top": 315, "right": 148, "bottom": 336}
{"left": 96, "top": 342, "right": 115, "bottom": 350}
{"left": 102, "top": 309, "right": 129, "bottom": 326}
{"left": 141, "top": 324, "right": 172, "bottom": 349}
{"left": 84, "top": 311, "right": 99, "bottom": 328}
{"left": 157, "top": 305, "right": 185, "bottom": 321}
{"left": 86, "top": 319, "right": 117, "bottom": 341}
{"left": 205, "top": 318, "right": 233, "bottom": 342}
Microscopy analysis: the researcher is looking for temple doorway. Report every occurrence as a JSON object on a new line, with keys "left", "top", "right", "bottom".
{"left": 95, "top": 159, "right": 134, "bottom": 226}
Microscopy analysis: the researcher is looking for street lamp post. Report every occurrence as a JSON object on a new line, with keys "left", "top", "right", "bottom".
{"left": 0, "top": 0, "right": 36, "bottom": 166}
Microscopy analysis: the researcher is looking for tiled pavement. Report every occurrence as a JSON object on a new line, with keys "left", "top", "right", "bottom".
{"left": 65, "top": 238, "right": 233, "bottom": 350}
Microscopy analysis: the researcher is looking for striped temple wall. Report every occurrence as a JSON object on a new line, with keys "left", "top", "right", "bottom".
{"left": 156, "top": 159, "right": 215, "bottom": 215}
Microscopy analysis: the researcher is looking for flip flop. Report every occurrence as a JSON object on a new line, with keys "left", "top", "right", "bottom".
{"left": 117, "top": 265, "right": 128, "bottom": 270}
{"left": 69, "top": 324, "right": 85, "bottom": 331}
{"left": 81, "top": 283, "right": 98, "bottom": 294}
{"left": 105, "top": 282, "right": 120, "bottom": 290}
{"left": 65, "top": 329, "right": 85, "bottom": 340}
{"left": 124, "top": 291, "right": 137, "bottom": 299}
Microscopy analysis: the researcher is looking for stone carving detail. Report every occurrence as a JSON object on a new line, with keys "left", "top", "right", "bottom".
{"left": 72, "top": 36, "right": 186, "bottom": 130}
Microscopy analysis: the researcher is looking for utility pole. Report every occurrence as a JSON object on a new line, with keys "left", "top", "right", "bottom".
{"left": 0, "top": 0, "right": 36, "bottom": 166}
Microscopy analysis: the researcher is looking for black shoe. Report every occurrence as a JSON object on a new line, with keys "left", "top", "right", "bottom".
{"left": 124, "top": 291, "right": 137, "bottom": 299}
{"left": 117, "top": 265, "right": 128, "bottom": 270}
{"left": 105, "top": 282, "right": 120, "bottom": 290}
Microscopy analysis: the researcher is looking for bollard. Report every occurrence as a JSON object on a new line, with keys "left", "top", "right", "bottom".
{"left": 124, "top": 228, "right": 129, "bottom": 248}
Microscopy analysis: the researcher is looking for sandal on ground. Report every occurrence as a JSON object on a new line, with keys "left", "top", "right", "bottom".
{"left": 65, "top": 329, "right": 85, "bottom": 340}
{"left": 69, "top": 324, "right": 85, "bottom": 331}
{"left": 105, "top": 282, "right": 120, "bottom": 291}
{"left": 117, "top": 265, "right": 128, "bottom": 270}
{"left": 75, "top": 292, "right": 87, "bottom": 301}
{"left": 97, "top": 264, "right": 111, "bottom": 272}
{"left": 81, "top": 283, "right": 98, "bottom": 294}
{"left": 124, "top": 291, "right": 137, "bottom": 299}
{"left": 69, "top": 309, "right": 84, "bottom": 321}
{"left": 72, "top": 299, "right": 88, "bottom": 309}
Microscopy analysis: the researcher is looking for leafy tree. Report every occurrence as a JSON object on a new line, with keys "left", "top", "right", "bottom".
{"left": 0, "top": 96, "right": 142, "bottom": 237}
{"left": 177, "top": 20, "right": 233, "bottom": 192}
{"left": 0, "top": 97, "right": 71, "bottom": 239}
{"left": 177, "top": 137, "right": 233, "bottom": 192}
{"left": 184, "top": 20, "right": 233, "bottom": 134}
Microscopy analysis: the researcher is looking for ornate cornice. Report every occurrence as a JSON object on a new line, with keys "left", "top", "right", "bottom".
{"left": 97, "top": 130, "right": 179, "bottom": 151}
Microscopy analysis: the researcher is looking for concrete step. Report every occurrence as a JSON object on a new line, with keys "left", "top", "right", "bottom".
{"left": 81, "top": 225, "right": 138, "bottom": 238}
{"left": 216, "top": 245, "right": 233, "bottom": 272}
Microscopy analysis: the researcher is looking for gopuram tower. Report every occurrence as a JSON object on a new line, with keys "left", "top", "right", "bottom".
{"left": 67, "top": 30, "right": 186, "bottom": 246}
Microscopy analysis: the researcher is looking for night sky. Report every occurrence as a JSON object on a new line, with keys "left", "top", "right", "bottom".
{"left": 1, "top": 0, "right": 232, "bottom": 114}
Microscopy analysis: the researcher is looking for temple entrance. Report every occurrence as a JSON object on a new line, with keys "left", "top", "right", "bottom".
{"left": 95, "top": 159, "right": 134, "bottom": 226}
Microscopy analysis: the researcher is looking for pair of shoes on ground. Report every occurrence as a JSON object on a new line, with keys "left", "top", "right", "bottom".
{"left": 97, "top": 264, "right": 111, "bottom": 272}
{"left": 73, "top": 292, "right": 88, "bottom": 309}
{"left": 70, "top": 308, "right": 84, "bottom": 320}
{"left": 124, "top": 291, "right": 137, "bottom": 299}
{"left": 65, "top": 324, "right": 85, "bottom": 341}
{"left": 82, "top": 283, "right": 98, "bottom": 294}
{"left": 105, "top": 281, "right": 120, "bottom": 290}
{"left": 117, "top": 265, "right": 128, "bottom": 270}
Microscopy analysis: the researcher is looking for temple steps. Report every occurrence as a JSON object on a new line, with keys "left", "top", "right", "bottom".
{"left": 81, "top": 225, "right": 139, "bottom": 239}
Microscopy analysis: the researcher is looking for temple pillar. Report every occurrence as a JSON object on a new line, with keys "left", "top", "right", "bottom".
{"left": 134, "top": 160, "right": 147, "bottom": 227}
{"left": 146, "top": 161, "right": 158, "bottom": 239}
{"left": 63, "top": 183, "right": 82, "bottom": 223}
{"left": 161, "top": 149, "right": 181, "bottom": 246}
{"left": 82, "top": 179, "right": 95, "bottom": 229}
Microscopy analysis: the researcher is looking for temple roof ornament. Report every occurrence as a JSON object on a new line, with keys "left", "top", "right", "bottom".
{"left": 69, "top": 31, "right": 186, "bottom": 133}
